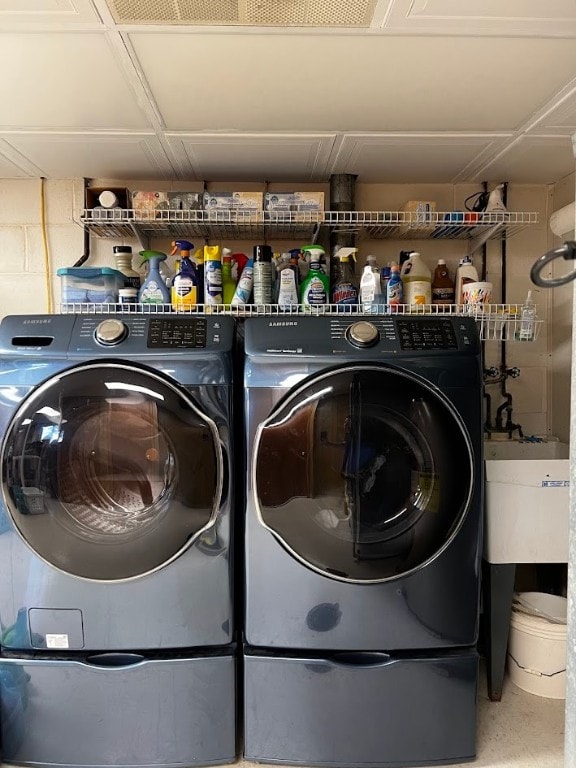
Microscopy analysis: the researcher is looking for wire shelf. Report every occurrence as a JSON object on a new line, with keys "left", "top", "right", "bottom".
{"left": 59, "top": 302, "right": 542, "bottom": 343}
{"left": 77, "top": 209, "right": 539, "bottom": 244}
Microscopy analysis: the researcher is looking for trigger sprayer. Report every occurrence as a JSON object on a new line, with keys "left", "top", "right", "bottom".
{"left": 138, "top": 250, "right": 170, "bottom": 306}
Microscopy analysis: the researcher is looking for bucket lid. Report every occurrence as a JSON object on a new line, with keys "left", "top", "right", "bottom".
{"left": 513, "top": 592, "right": 567, "bottom": 624}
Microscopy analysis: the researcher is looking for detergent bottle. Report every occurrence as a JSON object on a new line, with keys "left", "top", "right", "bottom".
{"left": 222, "top": 248, "right": 237, "bottom": 304}
{"left": 300, "top": 249, "right": 329, "bottom": 310}
{"left": 204, "top": 245, "right": 223, "bottom": 307}
{"left": 331, "top": 247, "right": 359, "bottom": 308}
{"left": 138, "top": 251, "right": 171, "bottom": 307}
{"left": 170, "top": 240, "right": 199, "bottom": 311}
{"left": 455, "top": 256, "right": 478, "bottom": 304}
{"left": 360, "top": 254, "right": 383, "bottom": 312}
{"left": 276, "top": 252, "right": 300, "bottom": 311}
{"left": 386, "top": 262, "right": 403, "bottom": 308}
{"left": 400, "top": 251, "right": 431, "bottom": 306}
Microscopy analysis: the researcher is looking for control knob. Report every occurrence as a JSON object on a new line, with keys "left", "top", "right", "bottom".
{"left": 346, "top": 321, "right": 380, "bottom": 348}
{"left": 95, "top": 319, "right": 128, "bottom": 346}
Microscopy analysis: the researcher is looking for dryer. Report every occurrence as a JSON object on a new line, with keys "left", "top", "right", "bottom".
{"left": 243, "top": 315, "right": 483, "bottom": 767}
{"left": 0, "top": 314, "right": 237, "bottom": 767}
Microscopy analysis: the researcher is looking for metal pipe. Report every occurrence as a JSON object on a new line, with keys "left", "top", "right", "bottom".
{"left": 329, "top": 174, "right": 358, "bottom": 281}
{"left": 72, "top": 178, "right": 91, "bottom": 268}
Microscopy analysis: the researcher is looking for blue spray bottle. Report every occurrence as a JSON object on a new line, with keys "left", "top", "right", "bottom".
{"left": 138, "top": 251, "right": 171, "bottom": 307}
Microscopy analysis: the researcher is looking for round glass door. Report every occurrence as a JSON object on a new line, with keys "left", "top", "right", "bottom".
{"left": 254, "top": 366, "right": 473, "bottom": 582}
{"left": 1, "top": 363, "right": 222, "bottom": 581}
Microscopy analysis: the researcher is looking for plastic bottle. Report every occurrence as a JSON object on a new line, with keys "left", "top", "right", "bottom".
{"left": 253, "top": 245, "right": 274, "bottom": 306}
{"left": 386, "top": 262, "right": 403, "bottom": 307}
{"left": 432, "top": 259, "right": 455, "bottom": 306}
{"left": 114, "top": 246, "right": 141, "bottom": 290}
{"left": 300, "top": 250, "right": 329, "bottom": 310}
{"left": 380, "top": 264, "right": 391, "bottom": 298}
{"left": 170, "top": 240, "right": 199, "bottom": 311}
{"left": 485, "top": 184, "right": 507, "bottom": 213}
{"left": 204, "top": 245, "right": 223, "bottom": 307}
{"left": 516, "top": 290, "right": 536, "bottom": 341}
{"left": 138, "top": 251, "right": 171, "bottom": 306}
{"left": 455, "top": 256, "right": 479, "bottom": 304}
{"left": 193, "top": 246, "right": 205, "bottom": 304}
{"left": 276, "top": 253, "right": 300, "bottom": 311}
{"left": 331, "top": 247, "right": 359, "bottom": 308}
{"left": 231, "top": 259, "right": 254, "bottom": 306}
{"left": 222, "top": 249, "right": 237, "bottom": 304}
{"left": 360, "top": 255, "right": 383, "bottom": 312}
{"left": 400, "top": 251, "right": 432, "bottom": 306}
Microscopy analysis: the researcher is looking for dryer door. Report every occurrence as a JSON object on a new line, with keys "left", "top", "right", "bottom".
{"left": 1, "top": 362, "right": 223, "bottom": 581}
{"left": 254, "top": 365, "right": 474, "bottom": 583}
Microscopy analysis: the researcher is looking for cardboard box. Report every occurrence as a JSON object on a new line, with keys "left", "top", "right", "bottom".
{"left": 264, "top": 192, "right": 324, "bottom": 212}
{"left": 203, "top": 192, "right": 263, "bottom": 211}
{"left": 84, "top": 186, "right": 130, "bottom": 210}
{"left": 168, "top": 191, "right": 203, "bottom": 211}
{"left": 131, "top": 191, "right": 170, "bottom": 214}
{"left": 399, "top": 200, "right": 436, "bottom": 234}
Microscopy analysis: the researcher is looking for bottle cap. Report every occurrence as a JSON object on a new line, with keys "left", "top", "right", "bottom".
{"left": 113, "top": 245, "right": 132, "bottom": 254}
{"left": 253, "top": 244, "right": 272, "bottom": 262}
{"left": 437, "top": 259, "right": 446, "bottom": 265}
{"left": 98, "top": 190, "right": 119, "bottom": 208}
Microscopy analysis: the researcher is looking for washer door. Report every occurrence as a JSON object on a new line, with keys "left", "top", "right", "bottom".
{"left": 1, "top": 363, "right": 223, "bottom": 581}
{"left": 254, "top": 365, "right": 474, "bottom": 583}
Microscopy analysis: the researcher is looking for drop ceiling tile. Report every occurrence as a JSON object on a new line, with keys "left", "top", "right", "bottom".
{"left": 167, "top": 133, "right": 336, "bottom": 181}
{"left": 1, "top": 134, "right": 175, "bottom": 179}
{"left": 0, "top": 0, "right": 100, "bottom": 26}
{"left": 0, "top": 152, "right": 31, "bottom": 178}
{"left": 385, "top": 0, "right": 576, "bottom": 35}
{"left": 529, "top": 90, "right": 576, "bottom": 134}
{"left": 130, "top": 33, "right": 576, "bottom": 134}
{"left": 331, "top": 135, "right": 508, "bottom": 183}
{"left": 0, "top": 33, "right": 149, "bottom": 130}
{"left": 476, "top": 136, "right": 575, "bottom": 184}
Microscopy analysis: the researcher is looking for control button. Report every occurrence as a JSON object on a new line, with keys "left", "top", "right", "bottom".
{"left": 346, "top": 321, "right": 380, "bottom": 348}
{"left": 94, "top": 319, "right": 128, "bottom": 346}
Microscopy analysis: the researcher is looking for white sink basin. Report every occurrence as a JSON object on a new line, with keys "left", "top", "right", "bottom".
{"left": 484, "top": 439, "right": 570, "bottom": 564}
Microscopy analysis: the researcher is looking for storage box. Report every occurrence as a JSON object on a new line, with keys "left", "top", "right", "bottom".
{"left": 167, "top": 191, "right": 203, "bottom": 211}
{"left": 85, "top": 187, "right": 130, "bottom": 210}
{"left": 203, "top": 191, "right": 263, "bottom": 211}
{"left": 57, "top": 267, "right": 126, "bottom": 305}
{"left": 484, "top": 441, "right": 570, "bottom": 564}
{"left": 131, "top": 191, "right": 170, "bottom": 214}
{"left": 264, "top": 192, "right": 324, "bottom": 212}
{"left": 399, "top": 199, "right": 436, "bottom": 234}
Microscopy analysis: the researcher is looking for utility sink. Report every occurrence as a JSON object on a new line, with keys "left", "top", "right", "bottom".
{"left": 484, "top": 439, "right": 570, "bottom": 564}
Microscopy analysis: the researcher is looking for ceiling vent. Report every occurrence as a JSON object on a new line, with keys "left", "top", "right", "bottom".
{"left": 106, "top": 0, "right": 376, "bottom": 26}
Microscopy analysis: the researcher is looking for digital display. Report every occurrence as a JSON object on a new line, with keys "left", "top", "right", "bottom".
{"left": 147, "top": 318, "right": 207, "bottom": 348}
{"left": 396, "top": 318, "right": 458, "bottom": 351}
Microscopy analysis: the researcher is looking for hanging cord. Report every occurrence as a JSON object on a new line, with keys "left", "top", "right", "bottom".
{"left": 40, "top": 177, "right": 53, "bottom": 313}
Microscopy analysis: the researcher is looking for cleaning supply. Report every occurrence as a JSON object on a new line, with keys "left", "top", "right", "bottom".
{"left": 455, "top": 256, "right": 479, "bottom": 304}
{"left": 232, "top": 253, "right": 249, "bottom": 282}
{"left": 253, "top": 245, "right": 274, "bottom": 306}
{"left": 380, "top": 264, "right": 391, "bottom": 298}
{"left": 170, "top": 240, "right": 199, "bottom": 311}
{"left": 204, "top": 245, "right": 223, "bottom": 307}
{"left": 400, "top": 251, "right": 431, "bottom": 306}
{"left": 432, "top": 259, "right": 455, "bottom": 305}
{"left": 301, "top": 244, "right": 326, "bottom": 275}
{"left": 516, "top": 290, "right": 536, "bottom": 341}
{"left": 360, "top": 255, "right": 383, "bottom": 312}
{"left": 331, "top": 247, "right": 358, "bottom": 308}
{"left": 231, "top": 258, "right": 254, "bottom": 306}
{"left": 386, "top": 262, "right": 403, "bottom": 307}
{"left": 300, "top": 249, "right": 329, "bottom": 310}
{"left": 276, "top": 252, "right": 299, "bottom": 311}
{"left": 192, "top": 246, "right": 205, "bottom": 304}
{"left": 222, "top": 248, "right": 237, "bottom": 304}
{"left": 138, "top": 250, "right": 171, "bottom": 306}
{"left": 113, "top": 246, "right": 140, "bottom": 290}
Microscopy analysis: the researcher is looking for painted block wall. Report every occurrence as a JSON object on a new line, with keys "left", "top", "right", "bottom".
{"left": 0, "top": 177, "right": 564, "bottom": 439}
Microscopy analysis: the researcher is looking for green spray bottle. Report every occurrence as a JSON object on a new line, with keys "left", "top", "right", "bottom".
{"left": 300, "top": 245, "right": 329, "bottom": 310}
{"left": 138, "top": 250, "right": 170, "bottom": 306}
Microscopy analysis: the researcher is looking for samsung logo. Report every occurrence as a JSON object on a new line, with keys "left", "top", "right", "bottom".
{"left": 23, "top": 319, "right": 52, "bottom": 324}
{"left": 268, "top": 321, "right": 299, "bottom": 327}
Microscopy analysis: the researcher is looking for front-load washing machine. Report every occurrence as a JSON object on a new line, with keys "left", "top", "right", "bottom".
{"left": 243, "top": 315, "right": 483, "bottom": 767}
{"left": 0, "top": 314, "right": 237, "bottom": 767}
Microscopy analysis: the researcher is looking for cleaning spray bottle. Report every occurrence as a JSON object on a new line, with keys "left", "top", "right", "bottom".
{"left": 138, "top": 251, "right": 171, "bottom": 307}
{"left": 204, "top": 245, "right": 223, "bottom": 307}
{"left": 331, "top": 247, "right": 359, "bottom": 308}
{"left": 300, "top": 245, "right": 329, "bottom": 310}
{"left": 360, "top": 254, "right": 383, "bottom": 312}
{"left": 222, "top": 248, "right": 237, "bottom": 304}
{"left": 170, "top": 240, "right": 199, "bottom": 312}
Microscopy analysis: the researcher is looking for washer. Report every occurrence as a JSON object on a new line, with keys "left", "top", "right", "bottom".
{"left": 0, "top": 314, "right": 237, "bottom": 767}
{"left": 243, "top": 315, "right": 483, "bottom": 767}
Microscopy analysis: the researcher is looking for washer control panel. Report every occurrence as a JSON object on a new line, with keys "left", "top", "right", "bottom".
{"left": 396, "top": 318, "right": 458, "bottom": 350}
{"left": 147, "top": 317, "right": 207, "bottom": 348}
{"left": 95, "top": 319, "right": 128, "bottom": 346}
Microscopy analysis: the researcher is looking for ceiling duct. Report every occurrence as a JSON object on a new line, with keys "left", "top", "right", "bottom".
{"left": 106, "top": 0, "right": 376, "bottom": 26}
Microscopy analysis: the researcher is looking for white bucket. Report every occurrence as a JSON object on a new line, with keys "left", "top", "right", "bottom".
{"left": 507, "top": 592, "right": 567, "bottom": 699}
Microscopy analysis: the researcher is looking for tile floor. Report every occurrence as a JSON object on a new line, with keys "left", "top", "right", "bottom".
{"left": 1, "top": 671, "right": 566, "bottom": 768}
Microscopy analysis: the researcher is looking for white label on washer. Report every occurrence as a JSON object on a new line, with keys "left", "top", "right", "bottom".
{"left": 46, "top": 633, "right": 69, "bottom": 649}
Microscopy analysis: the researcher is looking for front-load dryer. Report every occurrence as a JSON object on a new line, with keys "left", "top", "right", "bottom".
{"left": 243, "top": 315, "right": 483, "bottom": 767}
{"left": 0, "top": 314, "right": 237, "bottom": 767}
